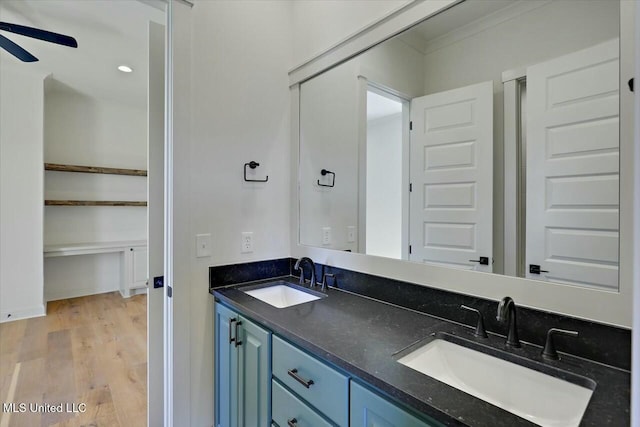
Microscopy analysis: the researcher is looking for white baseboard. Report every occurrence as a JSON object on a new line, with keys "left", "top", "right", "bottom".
{"left": 45, "top": 286, "right": 118, "bottom": 302}
{"left": 0, "top": 304, "right": 46, "bottom": 323}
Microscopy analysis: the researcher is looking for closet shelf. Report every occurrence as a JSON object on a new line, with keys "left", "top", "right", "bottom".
{"left": 45, "top": 200, "right": 147, "bottom": 207}
{"left": 44, "top": 163, "right": 147, "bottom": 177}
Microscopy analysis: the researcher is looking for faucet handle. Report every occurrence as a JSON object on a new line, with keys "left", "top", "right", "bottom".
{"left": 321, "top": 273, "right": 335, "bottom": 291}
{"left": 296, "top": 267, "right": 306, "bottom": 285}
{"left": 542, "top": 328, "right": 579, "bottom": 360}
{"left": 461, "top": 305, "right": 488, "bottom": 338}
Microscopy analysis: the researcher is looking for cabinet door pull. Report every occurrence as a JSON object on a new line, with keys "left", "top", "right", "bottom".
{"left": 287, "top": 368, "right": 314, "bottom": 388}
{"left": 287, "top": 418, "right": 298, "bottom": 427}
{"left": 229, "top": 318, "right": 236, "bottom": 344}
{"left": 234, "top": 320, "right": 242, "bottom": 347}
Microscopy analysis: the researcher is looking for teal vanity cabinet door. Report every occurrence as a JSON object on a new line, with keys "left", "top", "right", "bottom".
{"left": 215, "top": 303, "right": 239, "bottom": 427}
{"left": 237, "top": 315, "right": 272, "bottom": 427}
{"left": 215, "top": 303, "right": 272, "bottom": 427}
{"left": 350, "top": 382, "right": 443, "bottom": 427}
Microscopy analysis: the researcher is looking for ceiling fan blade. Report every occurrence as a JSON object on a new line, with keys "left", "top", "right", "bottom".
{"left": 0, "top": 22, "right": 77, "bottom": 48}
{"left": 0, "top": 34, "right": 38, "bottom": 62}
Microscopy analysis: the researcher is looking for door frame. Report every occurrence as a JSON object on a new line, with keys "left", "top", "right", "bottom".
{"left": 162, "top": 0, "right": 195, "bottom": 426}
{"left": 502, "top": 69, "right": 527, "bottom": 278}
{"left": 357, "top": 76, "right": 411, "bottom": 258}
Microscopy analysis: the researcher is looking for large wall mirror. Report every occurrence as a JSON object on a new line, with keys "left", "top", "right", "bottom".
{"left": 298, "top": 0, "right": 624, "bottom": 295}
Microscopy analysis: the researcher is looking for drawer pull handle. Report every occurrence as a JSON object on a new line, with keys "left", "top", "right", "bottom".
{"left": 234, "top": 320, "right": 242, "bottom": 347}
{"left": 287, "top": 368, "right": 314, "bottom": 388}
{"left": 229, "top": 318, "right": 236, "bottom": 344}
{"left": 287, "top": 418, "right": 298, "bottom": 427}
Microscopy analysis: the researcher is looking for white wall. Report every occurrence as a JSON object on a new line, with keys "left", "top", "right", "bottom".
{"left": 176, "top": 1, "right": 293, "bottom": 425}
{"left": 299, "top": 60, "right": 360, "bottom": 251}
{"left": 43, "top": 88, "right": 147, "bottom": 299}
{"left": 299, "top": 37, "right": 424, "bottom": 250}
{"left": 44, "top": 88, "right": 147, "bottom": 169}
{"left": 0, "top": 65, "right": 46, "bottom": 322}
{"left": 366, "top": 112, "right": 403, "bottom": 259}
{"left": 44, "top": 253, "right": 122, "bottom": 301}
{"left": 421, "top": 0, "right": 620, "bottom": 275}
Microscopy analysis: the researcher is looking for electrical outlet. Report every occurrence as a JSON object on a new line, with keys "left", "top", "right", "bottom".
{"left": 241, "top": 232, "right": 254, "bottom": 253}
{"left": 322, "top": 227, "right": 331, "bottom": 245}
{"left": 347, "top": 226, "right": 356, "bottom": 243}
{"left": 196, "top": 233, "right": 212, "bottom": 257}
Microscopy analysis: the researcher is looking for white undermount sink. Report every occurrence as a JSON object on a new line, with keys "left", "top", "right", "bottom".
{"left": 398, "top": 338, "right": 594, "bottom": 427}
{"left": 243, "top": 283, "right": 323, "bottom": 308}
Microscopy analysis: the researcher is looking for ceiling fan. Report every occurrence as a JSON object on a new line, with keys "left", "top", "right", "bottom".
{"left": 0, "top": 21, "right": 77, "bottom": 62}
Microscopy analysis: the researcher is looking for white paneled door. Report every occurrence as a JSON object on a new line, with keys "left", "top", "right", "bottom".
{"left": 409, "top": 81, "right": 493, "bottom": 272}
{"left": 526, "top": 39, "right": 619, "bottom": 290}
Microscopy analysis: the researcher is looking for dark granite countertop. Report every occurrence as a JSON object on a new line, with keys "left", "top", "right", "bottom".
{"left": 211, "top": 276, "right": 630, "bottom": 427}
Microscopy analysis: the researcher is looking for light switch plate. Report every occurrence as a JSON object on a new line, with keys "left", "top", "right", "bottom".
{"left": 196, "top": 233, "right": 212, "bottom": 258}
{"left": 347, "top": 226, "right": 356, "bottom": 243}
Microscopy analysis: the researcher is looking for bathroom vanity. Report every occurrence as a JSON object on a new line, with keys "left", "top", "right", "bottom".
{"left": 211, "top": 260, "right": 630, "bottom": 427}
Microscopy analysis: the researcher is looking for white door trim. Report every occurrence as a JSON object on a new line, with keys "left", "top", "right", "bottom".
{"left": 163, "top": 0, "right": 174, "bottom": 425}
{"left": 630, "top": 2, "right": 640, "bottom": 425}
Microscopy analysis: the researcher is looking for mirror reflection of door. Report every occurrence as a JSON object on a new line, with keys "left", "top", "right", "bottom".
{"left": 365, "top": 88, "right": 406, "bottom": 259}
{"left": 409, "top": 81, "right": 494, "bottom": 272}
{"left": 525, "top": 39, "right": 620, "bottom": 290}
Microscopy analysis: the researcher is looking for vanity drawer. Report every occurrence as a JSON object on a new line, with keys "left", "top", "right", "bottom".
{"left": 272, "top": 380, "right": 334, "bottom": 427}
{"left": 272, "top": 336, "right": 348, "bottom": 426}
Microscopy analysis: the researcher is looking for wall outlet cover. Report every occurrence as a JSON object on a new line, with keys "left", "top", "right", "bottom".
{"left": 322, "top": 227, "right": 331, "bottom": 245}
{"left": 241, "top": 231, "right": 254, "bottom": 253}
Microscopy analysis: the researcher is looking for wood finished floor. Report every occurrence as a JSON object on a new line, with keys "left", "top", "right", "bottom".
{"left": 0, "top": 292, "right": 147, "bottom": 427}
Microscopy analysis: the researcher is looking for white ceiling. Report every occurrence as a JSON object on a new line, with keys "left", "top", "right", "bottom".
{"left": 367, "top": 91, "right": 402, "bottom": 121}
{"left": 0, "top": 0, "right": 165, "bottom": 109}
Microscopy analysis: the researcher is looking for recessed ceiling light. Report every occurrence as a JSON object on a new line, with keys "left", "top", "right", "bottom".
{"left": 118, "top": 65, "right": 133, "bottom": 73}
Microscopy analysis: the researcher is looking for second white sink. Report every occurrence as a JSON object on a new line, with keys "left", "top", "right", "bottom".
{"left": 398, "top": 338, "right": 594, "bottom": 427}
{"left": 244, "top": 283, "right": 322, "bottom": 308}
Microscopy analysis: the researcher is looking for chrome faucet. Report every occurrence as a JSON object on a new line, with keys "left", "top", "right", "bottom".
{"left": 294, "top": 257, "right": 316, "bottom": 287}
{"left": 496, "top": 296, "right": 520, "bottom": 348}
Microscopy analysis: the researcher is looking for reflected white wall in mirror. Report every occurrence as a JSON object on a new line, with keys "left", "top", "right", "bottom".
{"left": 299, "top": 0, "right": 621, "bottom": 292}
{"left": 366, "top": 89, "right": 404, "bottom": 259}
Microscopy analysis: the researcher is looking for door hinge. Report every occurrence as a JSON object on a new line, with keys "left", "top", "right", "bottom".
{"left": 629, "top": 78, "right": 634, "bottom": 92}
{"left": 409, "top": 245, "right": 412, "bottom": 254}
{"left": 409, "top": 121, "right": 413, "bottom": 130}
{"left": 167, "top": 285, "right": 173, "bottom": 298}
{"left": 409, "top": 183, "right": 412, "bottom": 192}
